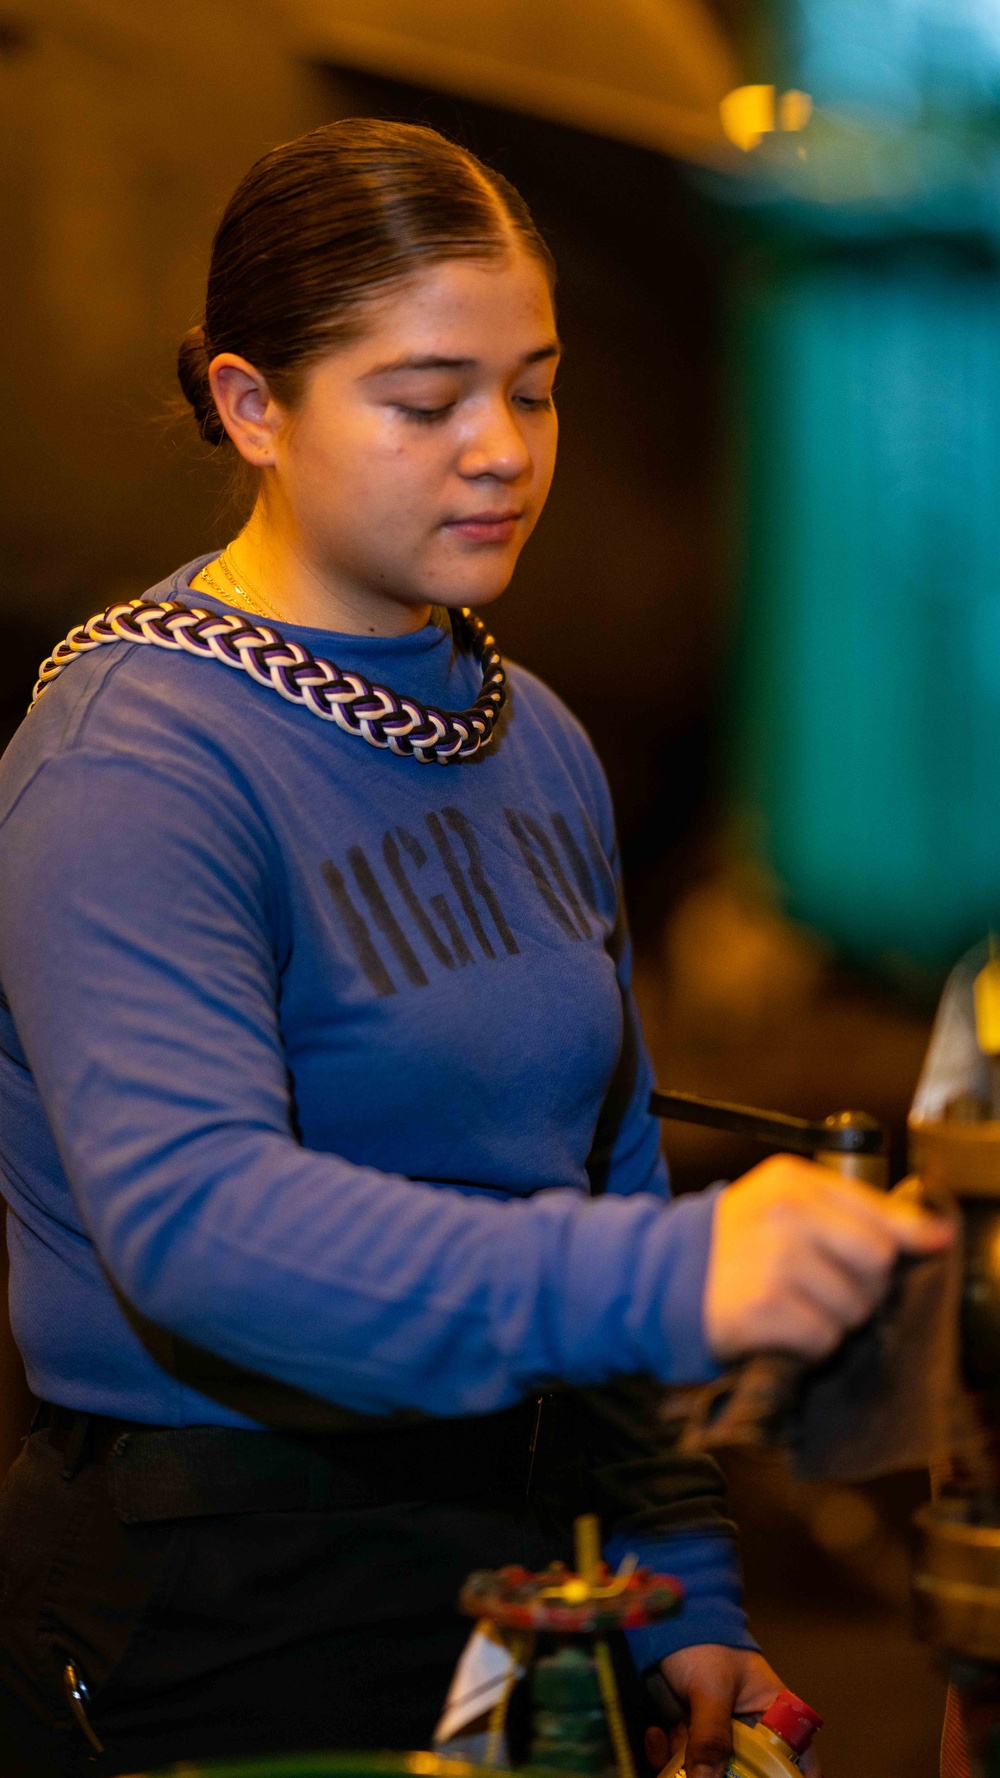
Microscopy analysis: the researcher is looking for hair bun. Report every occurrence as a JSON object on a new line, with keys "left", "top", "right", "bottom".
{"left": 177, "top": 323, "right": 227, "bottom": 446}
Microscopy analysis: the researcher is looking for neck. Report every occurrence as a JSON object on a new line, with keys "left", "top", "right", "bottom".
{"left": 222, "top": 498, "right": 433, "bottom": 638}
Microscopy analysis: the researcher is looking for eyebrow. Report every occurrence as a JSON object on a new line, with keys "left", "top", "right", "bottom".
{"left": 365, "top": 342, "right": 562, "bottom": 377}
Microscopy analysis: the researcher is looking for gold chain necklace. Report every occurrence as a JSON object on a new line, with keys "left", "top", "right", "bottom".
{"left": 200, "top": 546, "right": 288, "bottom": 623}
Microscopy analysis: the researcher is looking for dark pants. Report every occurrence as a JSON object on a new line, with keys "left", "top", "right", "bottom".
{"left": 0, "top": 1421, "right": 578, "bottom": 1776}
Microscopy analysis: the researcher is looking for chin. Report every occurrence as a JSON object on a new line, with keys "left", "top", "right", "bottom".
{"left": 436, "top": 565, "right": 517, "bottom": 612}
{"left": 422, "top": 538, "right": 522, "bottom": 612}
{"left": 453, "top": 584, "right": 508, "bottom": 612}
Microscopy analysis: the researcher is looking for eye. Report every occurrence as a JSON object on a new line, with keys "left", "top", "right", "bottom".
{"left": 514, "top": 391, "right": 556, "bottom": 412}
{"left": 395, "top": 403, "right": 455, "bottom": 424}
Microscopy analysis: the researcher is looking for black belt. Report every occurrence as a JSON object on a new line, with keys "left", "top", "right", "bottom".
{"left": 39, "top": 1397, "right": 547, "bottom": 1525}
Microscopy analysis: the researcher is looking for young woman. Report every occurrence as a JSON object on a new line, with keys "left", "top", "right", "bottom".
{"left": 0, "top": 120, "right": 947, "bottom": 1776}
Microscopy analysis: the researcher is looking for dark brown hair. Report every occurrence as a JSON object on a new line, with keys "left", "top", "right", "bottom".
{"left": 178, "top": 118, "right": 555, "bottom": 447}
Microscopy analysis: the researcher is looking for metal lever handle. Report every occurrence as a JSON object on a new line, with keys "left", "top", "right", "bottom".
{"left": 649, "top": 1088, "right": 886, "bottom": 1157}
{"left": 650, "top": 1089, "right": 889, "bottom": 1450}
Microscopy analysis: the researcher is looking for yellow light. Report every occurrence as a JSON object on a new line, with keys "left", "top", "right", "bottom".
{"left": 975, "top": 955, "right": 1000, "bottom": 1056}
{"left": 720, "top": 85, "right": 813, "bottom": 152}
{"left": 779, "top": 89, "right": 813, "bottom": 133}
{"left": 560, "top": 1578, "right": 590, "bottom": 1603}
{"left": 720, "top": 84, "right": 775, "bottom": 152}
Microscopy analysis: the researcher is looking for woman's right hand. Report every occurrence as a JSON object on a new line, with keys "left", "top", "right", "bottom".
{"left": 703, "top": 1156, "right": 954, "bottom": 1363}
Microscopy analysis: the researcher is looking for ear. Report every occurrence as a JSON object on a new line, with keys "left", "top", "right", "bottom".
{"left": 208, "top": 353, "right": 283, "bottom": 467}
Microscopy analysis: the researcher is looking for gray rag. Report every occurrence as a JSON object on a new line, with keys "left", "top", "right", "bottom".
{"left": 665, "top": 949, "right": 985, "bottom": 1484}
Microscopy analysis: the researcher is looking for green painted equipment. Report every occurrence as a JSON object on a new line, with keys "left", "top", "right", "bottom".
{"left": 137, "top": 1756, "right": 504, "bottom": 1778}
{"left": 529, "top": 1647, "right": 611, "bottom": 1774}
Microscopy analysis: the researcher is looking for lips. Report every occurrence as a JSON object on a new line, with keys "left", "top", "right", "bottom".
{"left": 444, "top": 512, "right": 522, "bottom": 544}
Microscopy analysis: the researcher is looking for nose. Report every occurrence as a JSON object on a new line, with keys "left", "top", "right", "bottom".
{"left": 456, "top": 396, "right": 532, "bottom": 483}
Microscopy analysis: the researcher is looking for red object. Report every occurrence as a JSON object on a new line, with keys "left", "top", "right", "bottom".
{"left": 760, "top": 1691, "right": 824, "bottom": 1756}
{"left": 940, "top": 1683, "right": 972, "bottom": 1778}
{"left": 458, "top": 1559, "right": 684, "bottom": 1633}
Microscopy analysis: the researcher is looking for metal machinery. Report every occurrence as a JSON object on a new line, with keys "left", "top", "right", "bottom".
{"left": 654, "top": 1082, "right": 1000, "bottom": 1777}
{"left": 456, "top": 1514, "right": 681, "bottom": 1778}
{"left": 650, "top": 1092, "right": 888, "bottom": 1448}
{"left": 910, "top": 1112, "right": 1000, "bottom": 1776}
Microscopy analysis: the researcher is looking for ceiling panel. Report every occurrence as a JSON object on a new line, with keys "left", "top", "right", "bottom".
{"left": 279, "top": 0, "right": 741, "bottom": 162}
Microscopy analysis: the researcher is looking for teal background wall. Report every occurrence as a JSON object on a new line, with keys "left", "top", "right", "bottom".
{"left": 735, "top": 250, "right": 1000, "bottom": 970}
{"left": 724, "top": 0, "right": 1000, "bottom": 973}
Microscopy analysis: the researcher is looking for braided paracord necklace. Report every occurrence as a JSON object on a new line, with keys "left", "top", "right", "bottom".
{"left": 30, "top": 600, "right": 507, "bottom": 765}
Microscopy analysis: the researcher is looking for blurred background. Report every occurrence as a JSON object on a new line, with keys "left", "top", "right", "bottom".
{"left": 8, "top": 1, "right": 1000, "bottom": 1771}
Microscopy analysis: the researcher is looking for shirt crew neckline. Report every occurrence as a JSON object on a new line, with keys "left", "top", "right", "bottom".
{"left": 173, "top": 556, "right": 457, "bottom": 661}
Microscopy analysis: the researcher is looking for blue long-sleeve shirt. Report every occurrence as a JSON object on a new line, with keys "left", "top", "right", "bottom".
{"left": 0, "top": 558, "right": 752, "bottom": 1661}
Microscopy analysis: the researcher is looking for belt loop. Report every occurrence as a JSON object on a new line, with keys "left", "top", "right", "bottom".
{"left": 60, "top": 1413, "right": 92, "bottom": 1481}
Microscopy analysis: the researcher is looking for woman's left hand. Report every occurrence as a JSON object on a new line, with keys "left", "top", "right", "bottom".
{"left": 644, "top": 1645, "right": 820, "bottom": 1778}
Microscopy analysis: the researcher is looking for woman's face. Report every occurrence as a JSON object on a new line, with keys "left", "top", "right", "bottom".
{"left": 264, "top": 250, "right": 559, "bottom": 614}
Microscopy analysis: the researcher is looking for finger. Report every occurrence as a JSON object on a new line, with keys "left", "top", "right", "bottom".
{"left": 759, "top": 1294, "right": 849, "bottom": 1361}
{"left": 812, "top": 1199, "right": 952, "bottom": 1266}
{"left": 879, "top": 1198, "right": 954, "bottom": 1253}
{"left": 795, "top": 1248, "right": 890, "bottom": 1325}
{"left": 811, "top": 1177, "right": 953, "bottom": 1255}
{"left": 785, "top": 1170, "right": 953, "bottom": 1250}
{"left": 802, "top": 1214, "right": 896, "bottom": 1297}
{"left": 787, "top": 1188, "right": 898, "bottom": 1262}
{"left": 684, "top": 1686, "right": 734, "bottom": 1778}
{"left": 727, "top": 1654, "right": 784, "bottom": 1719}
{"left": 891, "top": 1174, "right": 925, "bottom": 1207}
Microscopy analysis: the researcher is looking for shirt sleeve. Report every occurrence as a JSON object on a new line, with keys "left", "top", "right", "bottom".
{"left": 0, "top": 745, "right": 721, "bottom": 1420}
{"left": 605, "top": 1529, "right": 757, "bottom": 1672}
{"left": 567, "top": 1378, "right": 752, "bottom": 1671}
